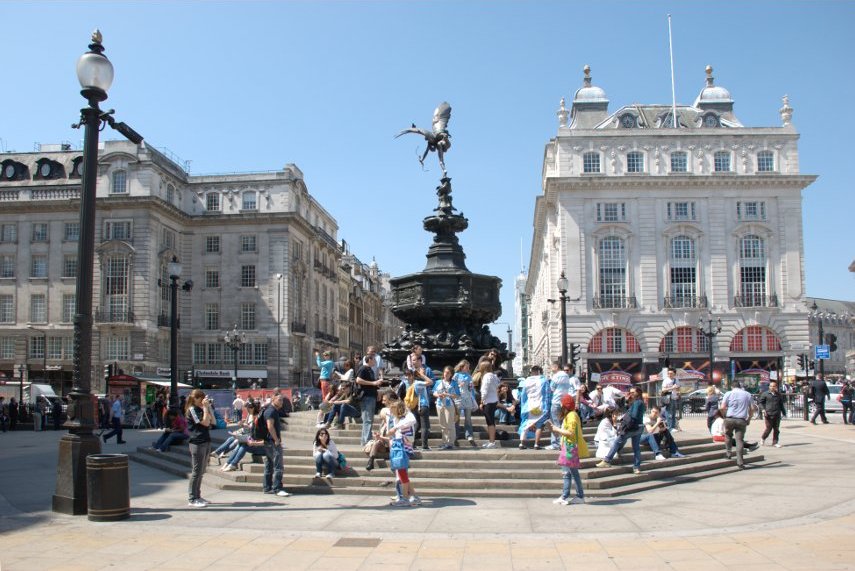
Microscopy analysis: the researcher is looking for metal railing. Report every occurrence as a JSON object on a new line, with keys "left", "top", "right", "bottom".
{"left": 94, "top": 309, "right": 135, "bottom": 323}
{"left": 664, "top": 294, "right": 708, "bottom": 309}
{"left": 652, "top": 392, "right": 808, "bottom": 421}
{"left": 593, "top": 296, "right": 638, "bottom": 309}
{"left": 734, "top": 294, "right": 778, "bottom": 308}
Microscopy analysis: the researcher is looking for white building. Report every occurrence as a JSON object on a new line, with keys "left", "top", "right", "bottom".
{"left": 524, "top": 65, "right": 816, "bottom": 389}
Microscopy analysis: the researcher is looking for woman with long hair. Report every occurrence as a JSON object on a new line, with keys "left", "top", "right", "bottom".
{"left": 313, "top": 427, "right": 340, "bottom": 481}
{"left": 185, "top": 389, "right": 214, "bottom": 507}
{"left": 477, "top": 358, "right": 500, "bottom": 449}
{"left": 220, "top": 403, "right": 263, "bottom": 472}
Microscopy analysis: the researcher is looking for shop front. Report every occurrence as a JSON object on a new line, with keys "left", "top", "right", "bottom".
{"left": 193, "top": 369, "right": 269, "bottom": 390}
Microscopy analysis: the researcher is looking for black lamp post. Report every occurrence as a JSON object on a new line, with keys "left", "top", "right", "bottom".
{"left": 224, "top": 325, "right": 247, "bottom": 390}
{"left": 548, "top": 272, "right": 570, "bottom": 366}
{"left": 698, "top": 314, "right": 722, "bottom": 385}
{"left": 810, "top": 301, "right": 824, "bottom": 381}
{"left": 54, "top": 30, "right": 143, "bottom": 515}
{"left": 168, "top": 257, "right": 182, "bottom": 409}
{"left": 276, "top": 273, "right": 283, "bottom": 388}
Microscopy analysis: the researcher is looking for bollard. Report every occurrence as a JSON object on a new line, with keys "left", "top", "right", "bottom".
{"left": 86, "top": 454, "right": 130, "bottom": 521}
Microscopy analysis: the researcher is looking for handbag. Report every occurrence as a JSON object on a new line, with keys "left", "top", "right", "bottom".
{"left": 389, "top": 438, "right": 409, "bottom": 470}
{"left": 557, "top": 440, "right": 580, "bottom": 468}
{"left": 337, "top": 452, "right": 347, "bottom": 469}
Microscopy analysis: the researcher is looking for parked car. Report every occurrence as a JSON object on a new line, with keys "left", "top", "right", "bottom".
{"left": 680, "top": 389, "right": 708, "bottom": 414}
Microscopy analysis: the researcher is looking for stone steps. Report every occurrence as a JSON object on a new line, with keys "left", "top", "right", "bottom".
{"left": 129, "top": 411, "right": 764, "bottom": 498}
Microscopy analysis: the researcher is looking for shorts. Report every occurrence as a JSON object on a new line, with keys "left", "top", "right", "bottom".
{"left": 483, "top": 402, "right": 498, "bottom": 426}
{"left": 395, "top": 469, "right": 410, "bottom": 484}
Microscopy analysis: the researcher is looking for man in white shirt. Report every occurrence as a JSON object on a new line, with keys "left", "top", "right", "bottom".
{"left": 232, "top": 394, "right": 245, "bottom": 423}
{"left": 661, "top": 368, "right": 680, "bottom": 430}
{"left": 548, "top": 361, "right": 571, "bottom": 449}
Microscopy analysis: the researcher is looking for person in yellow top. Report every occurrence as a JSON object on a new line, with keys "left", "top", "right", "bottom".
{"left": 547, "top": 394, "right": 589, "bottom": 505}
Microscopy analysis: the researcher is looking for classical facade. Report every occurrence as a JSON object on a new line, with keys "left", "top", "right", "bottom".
{"left": 524, "top": 66, "right": 816, "bottom": 389}
{"left": 0, "top": 140, "right": 393, "bottom": 395}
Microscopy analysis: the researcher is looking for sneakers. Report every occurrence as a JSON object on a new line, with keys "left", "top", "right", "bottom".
{"left": 409, "top": 495, "right": 422, "bottom": 506}
{"left": 221, "top": 464, "right": 237, "bottom": 472}
{"left": 533, "top": 445, "right": 543, "bottom": 450}
{"left": 421, "top": 446, "right": 431, "bottom": 451}
{"left": 314, "top": 472, "right": 322, "bottom": 478}
{"left": 773, "top": 443, "right": 782, "bottom": 448}
{"left": 467, "top": 436, "right": 475, "bottom": 443}
{"left": 518, "top": 443, "right": 527, "bottom": 450}
{"left": 197, "top": 498, "right": 210, "bottom": 506}
{"left": 655, "top": 454, "right": 666, "bottom": 461}
{"left": 632, "top": 467, "right": 641, "bottom": 475}
{"left": 552, "top": 497, "right": 569, "bottom": 505}
{"left": 569, "top": 497, "right": 585, "bottom": 505}
{"left": 389, "top": 498, "right": 411, "bottom": 507}
{"left": 438, "top": 444, "right": 453, "bottom": 451}
{"left": 748, "top": 443, "right": 760, "bottom": 452}
{"left": 545, "top": 444, "right": 560, "bottom": 451}
{"left": 275, "top": 490, "right": 292, "bottom": 497}
{"left": 188, "top": 499, "right": 207, "bottom": 508}
{"left": 761, "top": 439, "right": 767, "bottom": 447}
{"left": 482, "top": 441, "right": 498, "bottom": 449}
{"left": 315, "top": 422, "right": 326, "bottom": 428}
{"left": 324, "top": 474, "right": 334, "bottom": 482}
{"left": 596, "top": 460, "right": 612, "bottom": 468}
{"left": 672, "top": 452, "right": 686, "bottom": 458}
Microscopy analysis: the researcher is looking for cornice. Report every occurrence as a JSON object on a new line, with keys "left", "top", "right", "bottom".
{"left": 545, "top": 174, "right": 817, "bottom": 193}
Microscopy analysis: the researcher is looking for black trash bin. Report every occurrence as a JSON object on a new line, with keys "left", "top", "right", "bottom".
{"left": 86, "top": 454, "right": 130, "bottom": 522}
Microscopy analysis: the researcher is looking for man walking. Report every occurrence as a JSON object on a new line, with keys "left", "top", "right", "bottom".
{"left": 810, "top": 375, "right": 830, "bottom": 425}
{"left": 232, "top": 392, "right": 245, "bottom": 423}
{"left": 102, "top": 394, "right": 126, "bottom": 444}
{"left": 720, "top": 383, "right": 754, "bottom": 469}
{"left": 261, "top": 394, "right": 290, "bottom": 497}
{"left": 356, "top": 353, "right": 383, "bottom": 446}
{"left": 759, "top": 381, "right": 787, "bottom": 447}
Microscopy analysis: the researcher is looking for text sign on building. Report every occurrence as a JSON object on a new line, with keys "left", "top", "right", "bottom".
{"left": 815, "top": 345, "right": 830, "bottom": 360}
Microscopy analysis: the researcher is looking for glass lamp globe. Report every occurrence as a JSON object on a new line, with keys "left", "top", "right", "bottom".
{"left": 76, "top": 45, "right": 113, "bottom": 93}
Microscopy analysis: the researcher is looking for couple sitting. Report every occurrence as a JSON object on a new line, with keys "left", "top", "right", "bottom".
{"left": 594, "top": 405, "right": 685, "bottom": 461}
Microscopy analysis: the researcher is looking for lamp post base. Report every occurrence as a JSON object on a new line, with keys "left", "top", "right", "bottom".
{"left": 53, "top": 432, "right": 101, "bottom": 515}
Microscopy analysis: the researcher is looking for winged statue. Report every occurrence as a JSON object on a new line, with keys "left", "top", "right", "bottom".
{"left": 395, "top": 102, "right": 452, "bottom": 177}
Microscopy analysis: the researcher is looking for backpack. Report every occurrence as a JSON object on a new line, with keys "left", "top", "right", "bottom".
{"left": 252, "top": 407, "right": 270, "bottom": 442}
{"left": 404, "top": 383, "right": 419, "bottom": 411}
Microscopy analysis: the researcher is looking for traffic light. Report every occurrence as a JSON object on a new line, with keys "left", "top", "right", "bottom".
{"left": 185, "top": 370, "right": 194, "bottom": 386}
{"left": 103, "top": 363, "right": 113, "bottom": 382}
{"left": 570, "top": 343, "right": 582, "bottom": 366}
{"left": 826, "top": 333, "right": 838, "bottom": 353}
{"left": 797, "top": 354, "right": 806, "bottom": 370}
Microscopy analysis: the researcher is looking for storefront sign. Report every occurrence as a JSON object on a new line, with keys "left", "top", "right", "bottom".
{"left": 194, "top": 369, "right": 268, "bottom": 378}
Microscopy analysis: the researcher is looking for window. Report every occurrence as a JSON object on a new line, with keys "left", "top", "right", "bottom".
{"left": 0, "top": 295, "right": 14, "bottom": 322}
{"left": 205, "top": 235, "right": 221, "bottom": 253}
{"left": 596, "top": 202, "right": 626, "bottom": 223}
{"left": 103, "top": 256, "right": 129, "bottom": 318}
{"left": 588, "top": 328, "right": 641, "bottom": 353}
{"left": 29, "top": 336, "right": 45, "bottom": 360}
{"left": 626, "top": 151, "right": 644, "bottom": 173}
{"left": 64, "top": 222, "right": 80, "bottom": 241}
{"left": 242, "top": 191, "right": 257, "bottom": 211}
{"left": 32, "top": 223, "right": 48, "bottom": 242}
{"left": 0, "top": 224, "right": 17, "bottom": 243}
{"left": 737, "top": 201, "right": 766, "bottom": 221}
{"left": 239, "top": 343, "right": 268, "bottom": 366}
{"left": 598, "top": 237, "right": 626, "bottom": 306}
{"left": 193, "top": 343, "right": 207, "bottom": 365}
{"left": 241, "top": 265, "right": 256, "bottom": 288}
{"left": 162, "top": 228, "right": 176, "bottom": 250}
{"left": 670, "top": 151, "right": 688, "bottom": 173}
{"left": 166, "top": 184, "right": 175, "bottom": 204}
{"left": 30, "top": 294, "right": 47, "bottom": 323}
{"left": 292, "top": 240, "right": 303, "bottom": 261}
{"left": 739, "top": 235, "right": 767, "bottom": 306}
{"left": 240, "top": 303, "right": 256, "bottom": 330}
{"left": 105, "top": 336, "right": 129, "bottom": 360}
{"left": 757, "top": 151, "right": 775, "bottom": 172}
{"left": 205, "top": 304, "right": 219, "bottom": 330}
{"left": 31, "top": 255, "right": 48, "bottom": 278}
{"left": 240, "top": 235, "right": 257, "bottom": 253}
{"left": 0, "top": 255, "right": 14, "bottom": 278}
{"left": 660, "top": 327, "right": 709, "bottom": 353}
{"left": 730, "top": 326, "right": 782, "bottom": 353}
{"left": 62, "top": 294, "right": 76, "bottom": 323}
{"left": 47, "top": 337, "right": 64, "bottom": 360}
{"left": 207, "top": 343, "right": 222, "bottom": 364}
{"left": 583, "top": 152, "right": 601, "bottom": 173}
{"left": 205, "top": 268, "right": 220, "bottom": 288}
{"left": 105, "top": 220, "right": 132, "bottom": 241}
{"left": 63, "top": 255, "right": 77, "bottom": 278}
{"left": 714, "top": 151, "right": 731, "bottom": 172}
{"left": 669, "top": 236, "right": 697, "bottom": 307}
{"left": 111, "top": 170, "right": 128, "bottom": 194}
{"left": 667, "top": 201, "right": 696, "bottom": 221}
{"left": 206, "top": 193, "right": 221, "bottom": 211}
{"left": 0, "top": 337, "right": 15, "bottom": 359}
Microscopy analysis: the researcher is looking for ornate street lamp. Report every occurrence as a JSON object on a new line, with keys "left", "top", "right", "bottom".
{"left": 810, "top": 301, "right": 824, "bottom": 381}
{"left": 224, "top": 325, "right": 247, "bottom": 390}
{"left": 548, "top": 272, "right": 570, "bottom": 366}
{"left": 698, "top": 314, "right": 723, "bottom": 384}
{"left": 54, "top": 30, "right": 142, "bottom": 516}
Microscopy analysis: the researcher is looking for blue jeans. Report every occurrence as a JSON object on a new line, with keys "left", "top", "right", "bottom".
{"left": 153, "top": 431, "right": 188, "bottom": 451}
{"left": 213, "top": 436, "right": 238, "bottom": 456}
{"left": 314, "top": 450, "right": 338, "bottom": 475}
{"left": 561, "top": 467, "right": 583, "bottom": 499}
{"left": 641, "top": 431, "right": 677, "bottom": 456}
{"left": 605, "top": 426, "right": 643, "bottom": 469}
{"left": 226, "top": 443, "right": 264, "bottom": 467}
{"left": 329, "top": 404, "right": 359, "bottom": 425}
{"left": 663, "top": 399, "right": 678, "bottom": 430}
{"left": 262, "top": 441, "right": 284, "bottom": 492}
{"left": 550, "top": 402, "right": 564, "bottom": 446}
{"left": 360, "top": 396, "right": 376, "bottom": 446}
{"left": 456, "top": 407, "right": 474, "bottom": 440}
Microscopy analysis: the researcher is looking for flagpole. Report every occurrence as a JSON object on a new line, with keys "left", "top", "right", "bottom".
{"left": 668, "top": 14, "right": 678, "bottom": 128}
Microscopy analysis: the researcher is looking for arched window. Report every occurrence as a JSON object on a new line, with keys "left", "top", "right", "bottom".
{"left": 583, "top": 152, "right": 600, "bottom": 173}
{"left": 757, "top": 151, "right": 775, "bottom": 172}
{"left": 714, "top": 151, "right": 731, "bottom": 172}
{"left": 669, "top": 236, "right": 697, "bottom": 307}
{"left": 730, "top": 326, "right": 781, "bottom": 353}
{"left": 111, "top": 170, "right": 128, "bottom": 194}
{"left": 242, "top": 191, "right": 257, "bottom": 211}
{"left": 738, "top": 235, "right": 766, "bottom": 307}
{"left": 598, "top": 236, "right": 626, "bottom": 308}
{"left": 589, "top": 328, "right": 641, "bottom": 353}
{"left": 670, "top": 151, "right": 688, "bottom": 173}
{"left": 659, "top": 327, "right": 709, "bottom": 353}
{"left": 626, "top": 151, "right": 644, "bottom": 173}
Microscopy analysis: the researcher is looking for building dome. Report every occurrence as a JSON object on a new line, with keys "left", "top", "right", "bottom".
{"left": 695, "top": 65, "right": 733, "bottom": 104}
{"left": 573, "top": 65, "right": 608, "bottom": 103}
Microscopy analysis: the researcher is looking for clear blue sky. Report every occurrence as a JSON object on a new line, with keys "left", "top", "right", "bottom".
{"left": 2, "top": 1, "right": 853, "bottom": 337}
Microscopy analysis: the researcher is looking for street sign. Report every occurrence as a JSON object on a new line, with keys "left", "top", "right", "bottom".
{"left": 815, "top": 345, "right": 830, "bottom": 360}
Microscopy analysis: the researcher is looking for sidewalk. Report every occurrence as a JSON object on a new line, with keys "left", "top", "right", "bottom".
{"left": 1, "top": 415, "right": 854, "bottom": 570}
